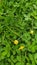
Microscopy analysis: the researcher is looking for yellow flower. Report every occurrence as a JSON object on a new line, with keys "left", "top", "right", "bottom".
{"left": 30, "top": 30, "right": 34, "bottom": 34}
{"left": 13, "top": 40, "right": 19, "bottom": 45}
{"left": 19, "top": 45, "right": 24, "bottom": 50}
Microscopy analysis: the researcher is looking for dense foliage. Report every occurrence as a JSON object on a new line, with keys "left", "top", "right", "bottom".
{"left": 0, "top": 0, "right": 37, "bottom": 65}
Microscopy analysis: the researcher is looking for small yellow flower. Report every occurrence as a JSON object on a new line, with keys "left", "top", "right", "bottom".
{"left": 19, "top": 45, "right": 24, "bottom": 50}
{"left": 30, "top": 30, "right": 34, "bottom": 34}
{"left": 13, "top": 40, "right": 19, "bottom": 45}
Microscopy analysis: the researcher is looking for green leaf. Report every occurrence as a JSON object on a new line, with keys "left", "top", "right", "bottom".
{"left": 34, "top": 53, "right": 37, "bottom": 64}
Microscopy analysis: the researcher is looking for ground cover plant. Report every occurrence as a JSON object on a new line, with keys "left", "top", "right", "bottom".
{"left": 0, "top": 0, "right": 37, "bottom": 65}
